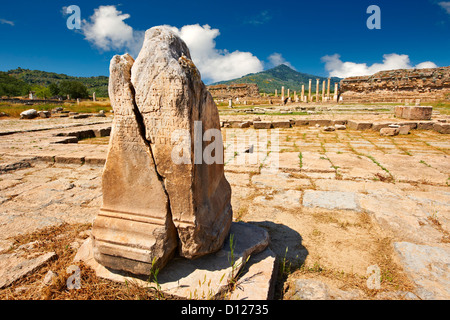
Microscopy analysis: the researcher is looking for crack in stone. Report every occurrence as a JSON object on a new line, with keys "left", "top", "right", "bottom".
{"left": 127, "top": 79, "right": 180, "bottom": 245}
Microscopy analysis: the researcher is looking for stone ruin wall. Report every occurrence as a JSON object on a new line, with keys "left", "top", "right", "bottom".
{"left": 339, "top": 66, "right": 450, "bottom": 103}
{"left": 207, "top": 83, "right": 260, "bottom": 99}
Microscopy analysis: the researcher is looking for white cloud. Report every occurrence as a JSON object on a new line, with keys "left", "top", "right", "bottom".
{"left": 80, "top": 5, "right": 144, "bottom": 56}
{"left": 267, "top": 53, "right": 296, "bottom": 70}
{"left": 415, "top": 61, "right": 439, "bottom": 69}
{"left": 321, "top": 53, "right": 438, "bottom": 78}
{"left": 438, "top": 1, "right": 450, "bottom": 14}
{"left": 72, "top": 5, "right": 264, "bottom": 83}
{"left": 0, "top": 19, "right": 14, "bottom": 26}
{"left": 163, "top": 24, "right": 264, "bottom": 83}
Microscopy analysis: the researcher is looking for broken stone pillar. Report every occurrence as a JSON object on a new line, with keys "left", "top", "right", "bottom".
{"left": 228, "top": 99, "right": 233, "bottom": 108}
{"left": 287, "top": 88, "right": 290, "bottom": 98}
{"left": 308, "top": 79, "right": 312, "bottom": 102}
{"left": 294, "top": 91, "right": 298, "bottom": 102}
{"left": 93, "top": 92, "right": 96, "bottom": 102}
{"left": 281, "top": 86, "right": 285, "bottom": 102}
{"left": 301, "top": 84, "right": 305, "bottom": 102}
{"left": 275, "top": 89, "right": 277, "bottom": 97}
{"left": 316, "top": 79, "right": 320, "bottom": 102}
{"left": 92, "top": 27, "right": 232, "bottom": 275}
{"left": 91, "top": 54, "right": 177, "bottom": 275}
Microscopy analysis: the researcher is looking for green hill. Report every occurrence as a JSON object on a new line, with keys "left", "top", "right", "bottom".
{"left": 212, "top": 64, "right": 341, "bottom": 94}
{"left": 0, "top": 71, "right": 31, "bottom": 97}
{"left": 7, "top": 68, "right": 109, "bottom": 97}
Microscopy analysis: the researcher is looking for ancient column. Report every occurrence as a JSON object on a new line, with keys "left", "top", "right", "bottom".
{"left": 327, "top": 78, "right": 331, "bottom": 99}
{"left": 287, "top": 89, "right": 290, "bottom": 98}
{"left": 301, "top": 84, "right": 305, "bottom": 102}
{"left": 294, "top": 91, "right": 298, "bottom": 102}
{"left": 308, "top": 79, "right": 312, "bottom": 102}
{"left": 316, "top": 79, "right": 320, "bottom": 102}
{"left": 333, "top": 83, "right": 338, "bottom": 102}
{"left": 322, "top": 80, "right": 326, "bottom": 101}
{"left": 281, "top": 86, "right": 285, "bottom": 102}
{"left": 92, "top": 27, "right": 232, "bottom": 274}
{"left": 275, "top": 89, "right": 277, "bottom": 97}
{"left": 93, "top": 92, "right": 96, "bottom": 102}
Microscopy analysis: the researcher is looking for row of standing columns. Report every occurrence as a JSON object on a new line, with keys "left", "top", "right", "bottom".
{"left": 275, "top": 79, "right": 338, "bottom": 103}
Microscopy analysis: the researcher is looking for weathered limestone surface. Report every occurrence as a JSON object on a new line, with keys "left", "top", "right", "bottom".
{"left": 131, "top": 27, "right": 232, "bottom": 259}
{"left": 92, "top": 26, "right": 233, "bottom": 275}
{"left": 394, "top": 242, "right": 450, "bottom": 300}
{"left": 92, "top": 54, "right": 178, "bottom": 274}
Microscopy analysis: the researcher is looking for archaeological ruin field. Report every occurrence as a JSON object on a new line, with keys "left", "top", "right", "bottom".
{"left": 1, "top": 73, "right": 449, "bottom": 300}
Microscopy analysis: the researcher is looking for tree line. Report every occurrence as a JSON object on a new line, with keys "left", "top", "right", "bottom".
{"left": 0, "top": 71, "right": 91, "bottom": 99}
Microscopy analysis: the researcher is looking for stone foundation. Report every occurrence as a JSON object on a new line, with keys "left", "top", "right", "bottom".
{"left": 340, "top": 66, "right": 450, "bottom": 103}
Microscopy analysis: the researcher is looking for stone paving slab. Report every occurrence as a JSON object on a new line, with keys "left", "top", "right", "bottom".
{"left": 302, "top": 190, "right": 361, "bottom": 211}
{"left": 394, "top": 242, "right": 450, "bottom": 300}
{"left": 0, "top": 121, "right": 449, "bottom": 299}
{"left": 0, "top": 251, "right": 56, "bottom": 289}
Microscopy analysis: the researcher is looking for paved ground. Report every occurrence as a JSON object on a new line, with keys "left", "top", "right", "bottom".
{"left": 0, "top": 110, "right": 449, "bottom": 299}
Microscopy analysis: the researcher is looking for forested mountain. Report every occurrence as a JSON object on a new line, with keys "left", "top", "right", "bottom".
{"left": 7, "top": 68, "right": 109, "bottom": 97}
{"left": 213, "top": 64, "right": 341, "bottom": 94}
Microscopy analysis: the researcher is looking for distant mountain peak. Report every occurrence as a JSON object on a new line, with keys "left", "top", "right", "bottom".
{"left": 211, "top": 64, "right": 341, "bottom": 93}
{"left": 272, "top": 64, "right": 294, "bottom": 70}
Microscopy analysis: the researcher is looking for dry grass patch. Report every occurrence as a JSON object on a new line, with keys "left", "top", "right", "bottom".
{"left": 0, "top": 223, "right": 172, "bottom": 300}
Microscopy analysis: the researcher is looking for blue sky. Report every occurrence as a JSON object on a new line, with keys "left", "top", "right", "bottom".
{"left": 0, "top": 0, "right": 449, "bottom": 83}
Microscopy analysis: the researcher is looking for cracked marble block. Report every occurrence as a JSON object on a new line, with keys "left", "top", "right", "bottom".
{"left": 92, "top": 27, "right": 232, "bottom": 275}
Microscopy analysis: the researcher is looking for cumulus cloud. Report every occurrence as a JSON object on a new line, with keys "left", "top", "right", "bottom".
{"left": 321, "top": 53, "right": 438, "bottom": 78}
{"left": 70, "top": 5, "right": 264, "bottom": 83}
{"left": 415, "top": 61, "right": 439, "bottom": 69}
{"left": 168, "top": 24, "right": 264, "bottom": 83}
{"left": 80, "top": 5, "right": 144, "bottom": 56}
{"left": 438, "top": 1, "right": 450, "bottom": 14}
{"left": 0, "top": 19, "right": 14, "bottom": 26}
{"left": 267, "top": 53, "right": 296, "bottom": 70}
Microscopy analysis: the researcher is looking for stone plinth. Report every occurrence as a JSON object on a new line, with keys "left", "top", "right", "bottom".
{"left": 76, "top": 222, "right": 275, "bottom": 300}
{"left": 395, "top": 106, "right": 433, "bottom": 120}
